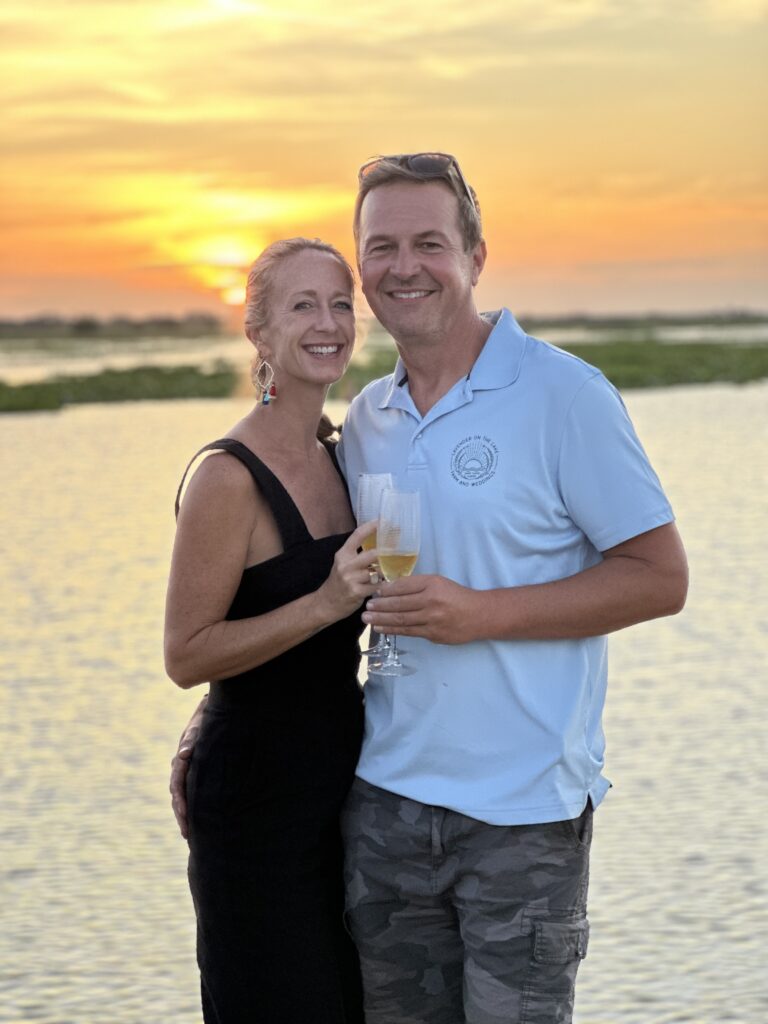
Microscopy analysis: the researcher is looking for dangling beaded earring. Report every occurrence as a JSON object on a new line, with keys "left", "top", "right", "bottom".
{"left": 254, "top": 359, "right": 277, "bottom": 405}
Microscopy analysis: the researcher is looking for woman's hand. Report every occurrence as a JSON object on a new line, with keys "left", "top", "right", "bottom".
{"left": 315, "top": 520, "right": 380, "bottom": 619}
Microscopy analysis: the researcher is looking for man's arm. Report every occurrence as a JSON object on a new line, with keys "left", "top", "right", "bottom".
{"left": 170, "top": 696, "right": 207, "bottom": 839}
{"left": 362, "top": 522, "right": 688, "bottom": 645}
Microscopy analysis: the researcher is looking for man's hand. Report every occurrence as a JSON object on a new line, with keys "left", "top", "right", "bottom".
{"left": 170, "top": 696, "right": 207, "bottom": 839}
{"left": 362, "top": 575, "right": 477, "bottom": 645}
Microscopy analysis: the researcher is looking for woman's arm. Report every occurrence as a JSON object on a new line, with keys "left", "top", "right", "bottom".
{"left": 164, "top": 453, "right": 377, "bottom": 688}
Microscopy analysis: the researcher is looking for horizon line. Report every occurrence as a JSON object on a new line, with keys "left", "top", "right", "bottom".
{"left": 4, "top": 307, "right": 768, "bottom": 325}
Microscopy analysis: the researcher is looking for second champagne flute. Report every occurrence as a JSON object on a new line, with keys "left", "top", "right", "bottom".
{"left": 371, "top": 489, "right": 420, "bottom": 677}
{"left": 355, "top": 473, "right": 393, "bottom": 660}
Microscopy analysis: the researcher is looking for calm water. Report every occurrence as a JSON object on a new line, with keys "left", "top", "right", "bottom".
{"left": 1, "top": 385, "right": 766, "bottom": 1023}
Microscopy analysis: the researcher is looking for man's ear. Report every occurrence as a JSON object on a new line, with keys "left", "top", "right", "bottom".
{"left": 470, "top": 239, "right": 487, "bottom": 287}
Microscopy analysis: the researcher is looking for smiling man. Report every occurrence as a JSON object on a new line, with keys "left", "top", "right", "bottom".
{"left": 335, "top": 153, "right": 688, "bottom": 1024}
{"left": 170, "top": 153, "right": 688, "bottom": 1024}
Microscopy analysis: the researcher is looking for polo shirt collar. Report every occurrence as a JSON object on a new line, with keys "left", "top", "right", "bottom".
{"left": 466, "top": 308, "right": 527, "bottom": 391}
{"left": 379, "top": 307, "right": 527, "bottom": 411}
{"left": 379, "top": 355, "right": 410, "bottom": 409}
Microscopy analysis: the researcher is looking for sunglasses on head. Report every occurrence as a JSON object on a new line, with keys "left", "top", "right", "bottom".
{"left": 358, "top": 152, "right": 478, "bottom": 215}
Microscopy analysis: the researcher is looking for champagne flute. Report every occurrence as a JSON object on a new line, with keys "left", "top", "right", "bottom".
{"left": 355, "top": 473, "right": 393, "bottom": 660}
{"left": 370, "top": 489, "right": 420, "bottom": 677}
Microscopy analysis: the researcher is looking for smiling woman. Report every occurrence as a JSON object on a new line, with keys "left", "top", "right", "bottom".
{"left": 164, "top": 235, "right": 375, "bottom": 1023}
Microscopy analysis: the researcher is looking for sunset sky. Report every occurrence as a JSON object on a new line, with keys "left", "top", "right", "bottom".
{"left": 3, "top": 0, "right": 767, "bottom": 318}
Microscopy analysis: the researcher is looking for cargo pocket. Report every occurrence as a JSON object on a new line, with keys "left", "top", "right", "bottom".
{"left": 521, "top": 917, "right": 589, "bottom": 1023}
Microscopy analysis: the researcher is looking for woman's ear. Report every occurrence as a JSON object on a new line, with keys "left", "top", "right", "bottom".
{"left": 246, "top": 327, "right": 272, "bottom": 363}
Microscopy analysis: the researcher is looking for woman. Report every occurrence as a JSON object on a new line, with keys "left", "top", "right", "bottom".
{"left": 164, "top": 238, "right": 378, "bottom": 1023}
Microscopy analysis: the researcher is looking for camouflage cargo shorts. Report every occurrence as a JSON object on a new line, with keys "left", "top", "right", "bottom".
{"left": 341, "top": 777, "right": 592, "bottom": 1024}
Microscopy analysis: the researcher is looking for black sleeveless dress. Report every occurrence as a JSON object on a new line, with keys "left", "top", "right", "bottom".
{"left": 180, "top": 438, "right": 366, "bottom": 1024}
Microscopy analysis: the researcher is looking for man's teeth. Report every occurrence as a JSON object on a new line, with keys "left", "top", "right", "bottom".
{"left": 306, "top": 345, "right": 340, "bottom": 355}
{"left": 392, "top": 290, "right": 431, "bottom": 299}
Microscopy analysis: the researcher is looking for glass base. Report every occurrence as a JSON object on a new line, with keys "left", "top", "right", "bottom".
{"left": 368, "top": 659, "right": 416, "bottom": 677}
{"left": 362, "top": 638, "right": 390, "bottom": 657}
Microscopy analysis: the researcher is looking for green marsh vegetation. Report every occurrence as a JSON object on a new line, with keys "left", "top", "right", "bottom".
{"left": 1, "top": 313, "right": 766, "bottom": 413}
{"left": 0, "top": 363, "right": 237, "bottom": 413}
{"left": 327, "top": 340, "right": 768, "bottom": 401}
{"left": 329, "top": 315, "right": 768, "bottom": 399}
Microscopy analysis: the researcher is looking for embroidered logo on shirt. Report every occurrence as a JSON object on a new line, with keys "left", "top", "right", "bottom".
{"left": 450, "top": 436, "right": 499, "bottom": 486}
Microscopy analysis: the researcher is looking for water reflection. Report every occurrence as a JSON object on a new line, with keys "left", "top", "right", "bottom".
{"left": 1, "top": 386, "right": 766, "bottom": 1023}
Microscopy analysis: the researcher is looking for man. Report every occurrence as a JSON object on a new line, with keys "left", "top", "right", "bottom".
{"left": 172, "top": 153, "right": 688, "bottom": 1023}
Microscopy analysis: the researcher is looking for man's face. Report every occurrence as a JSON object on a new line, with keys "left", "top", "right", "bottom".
{"left": 357, "top": 180, "right": 485, "bottom": 345}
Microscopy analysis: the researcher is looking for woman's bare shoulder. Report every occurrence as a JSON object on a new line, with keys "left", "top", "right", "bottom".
{"left": 178, "top": 449, "right": 260, "bottom": 523}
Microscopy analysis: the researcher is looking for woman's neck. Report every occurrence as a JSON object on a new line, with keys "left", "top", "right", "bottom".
{"left": 239, "top": 383, "right": 329, "bottom": 458}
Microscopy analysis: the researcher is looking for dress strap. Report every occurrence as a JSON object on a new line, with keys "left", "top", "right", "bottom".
{"left": 174, "top": 438, "right": 312, "bottom": 550}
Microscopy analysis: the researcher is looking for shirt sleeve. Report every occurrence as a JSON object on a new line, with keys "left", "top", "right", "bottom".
{"left": 557, "top": 373, "right": 674, "bottom": 551}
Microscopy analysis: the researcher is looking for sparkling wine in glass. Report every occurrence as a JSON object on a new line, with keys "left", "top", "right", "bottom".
{"left": 370, "top": 489, "right": 420, "bottom": 677}
{"left": 355, "top": 473, "right": 393, "bottom": 660}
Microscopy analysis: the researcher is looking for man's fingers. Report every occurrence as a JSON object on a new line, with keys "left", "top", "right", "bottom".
{"left": 170, "top": 785, "right": 188, "bottom": 834}
{"left": 364, "top": 610, "right": 430, "bottom": 630}
{"left": 179, "top": 724, "right": 200, "bottom": 748}
{"left": 373, "top": 575, "right": 430, "bottom": 596}
{"left": 170, "top": 756, "right": 190, "bottom": 839}
{"left": 170, "top": 756, "right": 191, "bottom": 790}
{"left": 374, "top": 624, "right": 421, "bottom": 637}
{"left": 173, "top": 801, "right": 189, "bottom": 840}
{"left": 365, "top": 595, "right": 428, "bottom": 615}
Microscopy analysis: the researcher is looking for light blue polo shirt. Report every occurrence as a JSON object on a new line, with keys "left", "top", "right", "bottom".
{"left": 338, "top": 309, "right": 674, "bottom": 825}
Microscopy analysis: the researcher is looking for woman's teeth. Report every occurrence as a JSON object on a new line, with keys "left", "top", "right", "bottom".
{"left": 306, "top": 345, "right": 340, "bottom": 355}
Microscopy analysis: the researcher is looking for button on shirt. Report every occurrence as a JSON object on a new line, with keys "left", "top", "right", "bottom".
{"left": 337, "top": 309, "right": 674, "bottom": 825}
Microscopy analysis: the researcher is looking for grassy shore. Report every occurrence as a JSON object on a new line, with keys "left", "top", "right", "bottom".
{"left": 559, "top": 339, "right": 768, "bottom": 389}
{"left": 329, "top": 339, "right": 768, "bottom": 401}
{"left": 0, "top": 363, "right": 237, "bottom": 413}
{"left": 1, "top": 342, "right": 767, "bottom": 413}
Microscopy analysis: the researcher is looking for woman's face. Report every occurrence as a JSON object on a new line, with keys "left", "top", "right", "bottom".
{"left": 255, "top": 249, "right": 355, "bottom": 391}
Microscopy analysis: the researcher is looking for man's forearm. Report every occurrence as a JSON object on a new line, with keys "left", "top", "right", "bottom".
{"left": 468, "top": 550, "right": 686, "bottom": 642}
{"left": 364, "top": 523, "right": 688, "bottom": 645}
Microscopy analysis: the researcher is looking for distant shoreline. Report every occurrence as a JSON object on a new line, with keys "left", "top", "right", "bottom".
{"left": 1, "top": 309, "right": 767, "bottom": 343}
{"left": 1, "top": 340, "right": 767, "bottom": 414}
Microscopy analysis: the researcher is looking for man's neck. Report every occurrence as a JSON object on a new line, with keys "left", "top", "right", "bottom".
{"left": 395, "top": 313, "right": 492, "bottom": 416}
